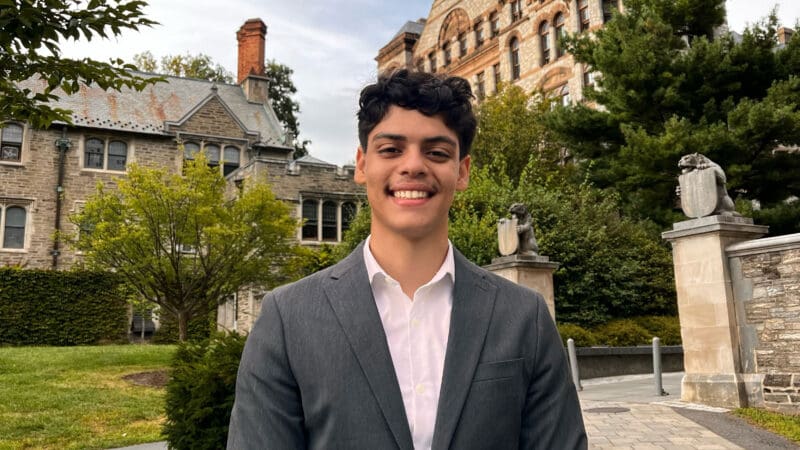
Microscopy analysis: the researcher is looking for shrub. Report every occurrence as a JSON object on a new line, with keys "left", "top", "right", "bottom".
{"left": 163, "top": 332, "right": 246, "bottom": 450}
{"left": 0, "top": 267, "right": 128, "bottom": 345}
{"left": 557, "top": 322, "right": 599, "bottom": 347}
{"left": 593, "top": 319, "right": 652, "bottom": 346}
{"left": 632, "top": 315, "right": 682, "bottom": 345}
{"left": 450, "top": 163, "right": 677, "bottom": 327}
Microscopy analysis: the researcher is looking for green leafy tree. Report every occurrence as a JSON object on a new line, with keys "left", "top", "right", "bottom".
{"left": 471, "top": 85, "right": 571, "bottom": 185}
{"left": 549, "top": 1, "right": 800, "bottom": 231}
{"left": 133, "top": 51, "right": 233, "bottom": 83}
{"left": 0, "top": 0, "right": 162, "bottom": 128}
{"left": 72, "top": 154, "right": 297, "bottom": 341}
{"left": 450, "top": 160, "right": 676, "bottom": 326}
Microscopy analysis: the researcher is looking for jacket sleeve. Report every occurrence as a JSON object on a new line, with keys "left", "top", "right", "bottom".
{"left": 227, "top": 292, "right": 307, "bottom": 450}
{"left": 520, "top": 295, "right": 588, "bottom": 449}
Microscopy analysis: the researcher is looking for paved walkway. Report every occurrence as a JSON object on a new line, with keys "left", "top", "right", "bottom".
{"left": 579, "top": 372, "right": 798, "bottom": 449}
{"left": 111, "top": 371, "right": 798, "bottom": 449}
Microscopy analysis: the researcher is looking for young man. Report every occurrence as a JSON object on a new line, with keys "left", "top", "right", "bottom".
{"left": 227, "top": 70, "right": 587, "bottom": 449}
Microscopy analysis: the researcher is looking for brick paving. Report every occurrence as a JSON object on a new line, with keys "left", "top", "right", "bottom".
{"left": 581, "top": 400, "right": 742, "bottom": 449}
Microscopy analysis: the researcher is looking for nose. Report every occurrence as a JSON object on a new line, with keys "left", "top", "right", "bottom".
{"left": 399, "top": 147, "right": 428, "bottom": 177}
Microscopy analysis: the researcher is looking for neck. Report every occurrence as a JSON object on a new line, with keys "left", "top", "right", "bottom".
{"left": 368, "top": 230, "right": 449, "bottom": 299}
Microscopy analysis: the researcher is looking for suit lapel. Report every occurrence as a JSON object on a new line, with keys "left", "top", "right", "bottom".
{"left": 323, "top": 243, "right": 414, "bottom": 450}
{"left": 431, "top": 250, "right": 497, "bottom": 450}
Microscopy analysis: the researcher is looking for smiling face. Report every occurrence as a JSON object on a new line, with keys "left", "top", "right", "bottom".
{"left": 355, "top": 105, "right": 470, "bottom": 243}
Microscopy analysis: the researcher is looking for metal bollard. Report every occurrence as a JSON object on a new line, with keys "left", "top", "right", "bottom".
{"left": 567, "top": 338, "right": 582, "bottom": 391}
{"left": 653, "top": 337, "right": 667, "bottom": 396}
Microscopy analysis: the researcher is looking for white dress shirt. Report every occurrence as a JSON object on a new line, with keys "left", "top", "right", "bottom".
{"left": 363, "top": 236, "right": 455, "bottom": 450}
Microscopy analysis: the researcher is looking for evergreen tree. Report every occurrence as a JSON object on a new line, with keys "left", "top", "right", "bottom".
{"left": 549, "top": 0, "right": 800, "bottom": 232}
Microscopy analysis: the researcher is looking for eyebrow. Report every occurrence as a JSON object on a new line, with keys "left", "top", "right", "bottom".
{"left": 372, "top": 133, "right": 458, "bottom": 148}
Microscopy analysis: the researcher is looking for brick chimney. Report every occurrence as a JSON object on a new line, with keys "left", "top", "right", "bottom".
{"left": 778, "top": 27, "right": 794, "bottom": 46}
{"left": 236, "top": 18, "right": 269, "bottom": 104}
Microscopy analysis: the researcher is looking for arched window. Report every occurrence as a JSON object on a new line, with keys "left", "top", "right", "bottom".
{"left": 205, "top": 144, "right": 220, "bottom": 169}
{"left": 223, "top": 146, "right": 240, "bottom": 176}
{"left": 0, "top": 123, "right": 23, "bottom": 162}
{"left": 539, "top": 21, "right": 551, "bottom": 65}
{"left": 302, "top": 200, "right": 318, "bottom": 240}
{"left": 443, "top": 42, "right": 452, "bottom": 67}
{"left": 322, "top": 201, "right": 338, "bottom": 241}
{"left": 458, "top": 33, "right": 467, "bottom": 56}
{"left": 85, "top": 138, "right": 128, "bottom": 171}
{"left": 429, "top": 52, "right": 437, "bottom": 73}
{"left": 510, "top": 38, "right": 521, "bottom": 80}
{"left": 341, "top": 202, "right": 357, "bottom": 234}
{"left": 2, "top": 206, "right": 26, "bottom": 249}
{"left": 85, "top": 138, "right": 105, "bottom": 169}
{"left": 183, "top": 142, "right": 200, "bottom": 160}
{"left": 555, "top": 13, "right": 566, "bottom": 59}
{"left": 107, "top": 140, "right": 127, "bottom": 171}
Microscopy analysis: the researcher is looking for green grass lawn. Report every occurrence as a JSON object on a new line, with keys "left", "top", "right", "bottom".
{"left": 0, "top": 344, "right": 176, "bottom": 450}
{"left": 732, "top": 407, "right": 800, "bottom": 444}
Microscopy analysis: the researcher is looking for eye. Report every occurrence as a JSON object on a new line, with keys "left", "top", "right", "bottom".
{"left": 427, "top": 149, "right": 452, "bottom": 161}
{"left": 377, "top": 146, "right": 401, "bottom": 156}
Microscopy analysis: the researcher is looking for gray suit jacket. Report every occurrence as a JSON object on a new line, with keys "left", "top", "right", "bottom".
{"left": 227, "top": 243, "right": 587, "bottom": 449}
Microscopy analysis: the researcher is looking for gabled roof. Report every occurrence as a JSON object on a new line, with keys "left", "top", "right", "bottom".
{"left": 17, "top": 73, "right": 289, "bottom": 148}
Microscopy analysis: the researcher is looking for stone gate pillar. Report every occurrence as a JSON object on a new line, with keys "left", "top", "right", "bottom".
{"left": 662, "top": 216, "right": 768, "bottom": 407}
{"left": 484, "top": 254, "right": 559, "bottom": 320}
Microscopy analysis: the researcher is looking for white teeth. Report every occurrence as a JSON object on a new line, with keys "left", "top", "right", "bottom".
{"left": 394, "top": 190, "right": 429, "bottom": 199}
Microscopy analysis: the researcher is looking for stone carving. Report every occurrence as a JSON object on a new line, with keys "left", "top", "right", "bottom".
{"left": 498, "top": 203, "right": 539, "bottom": 256}
{"left": 677, "top": 153, "right": 738, "bottom": 218}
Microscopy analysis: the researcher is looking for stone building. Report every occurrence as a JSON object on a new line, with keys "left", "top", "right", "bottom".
{"left": 377, "top": 0, "right": 622, "bottom": 104}
{"left": 1, "top": 18, "right": 363, "bottom": 332}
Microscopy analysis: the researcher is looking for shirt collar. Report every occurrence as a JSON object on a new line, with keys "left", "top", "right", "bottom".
{"left": 363, "top": 235, "right": 455, "bottom": 287}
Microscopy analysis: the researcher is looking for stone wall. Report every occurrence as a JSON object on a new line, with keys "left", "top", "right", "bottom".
{"left": 728, "top": 234, "right": 800, "bottom": 414}
{"left": 0, "top": 125, "right": 180, "bottom": 268}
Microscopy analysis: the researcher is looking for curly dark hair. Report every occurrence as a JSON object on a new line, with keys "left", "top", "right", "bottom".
{"left": 357, "top": 69, "right": 477, "bottom": 159}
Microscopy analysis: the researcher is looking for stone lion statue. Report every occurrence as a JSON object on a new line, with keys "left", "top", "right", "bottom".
{"left": 677, "top": 153, "right": 737, "bottom": 216}
{"left": 509, "top": 203, "right": 539, "bottom": 255}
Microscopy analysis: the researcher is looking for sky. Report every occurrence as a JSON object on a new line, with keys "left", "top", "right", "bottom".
{"left": 60, "top": 0, "right": 800, "bottom": 166}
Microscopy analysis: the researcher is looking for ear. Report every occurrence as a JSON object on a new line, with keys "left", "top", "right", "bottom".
{"left": 456, "top": 155, "right": 471, "bottom": 191}
{"left": 354, "top": 147, "right": 366, "bottom": 185}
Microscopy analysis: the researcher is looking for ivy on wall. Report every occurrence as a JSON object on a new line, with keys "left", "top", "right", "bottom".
{"left": 0, "top": 268, "right": 128, "bottom": 345}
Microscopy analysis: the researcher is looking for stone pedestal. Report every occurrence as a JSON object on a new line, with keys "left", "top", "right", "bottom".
{"left": 662, "top": 215, "right": 768, "bottom": 408}
{"left": 483, "top": 255, "right": 559, "bottom": 320}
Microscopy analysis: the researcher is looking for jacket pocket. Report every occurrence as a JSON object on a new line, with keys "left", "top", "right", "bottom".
{"left": 472, "top": 358, "right": 524, "bottom": 382}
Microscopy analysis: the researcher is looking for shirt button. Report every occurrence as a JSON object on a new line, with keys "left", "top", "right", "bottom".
{"left": 411, "top": 319, "right": 420, "bottom": 327}
{"left": 416, "top": 384, "right": 425, "bottom": 394}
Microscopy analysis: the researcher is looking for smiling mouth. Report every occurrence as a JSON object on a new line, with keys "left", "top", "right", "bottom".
{"left": 391, "top": 190, "right": 431, "bottom": 199}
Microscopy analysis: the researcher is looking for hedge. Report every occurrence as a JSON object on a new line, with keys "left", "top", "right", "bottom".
{"left": 163, "top": 332, "right": 246, "bottom": 449}
{"left": 0, "top": 267, "right": 128, "bottom": 345}
{"left": 557, "top": 316, "right": 681, "bottom": 347}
